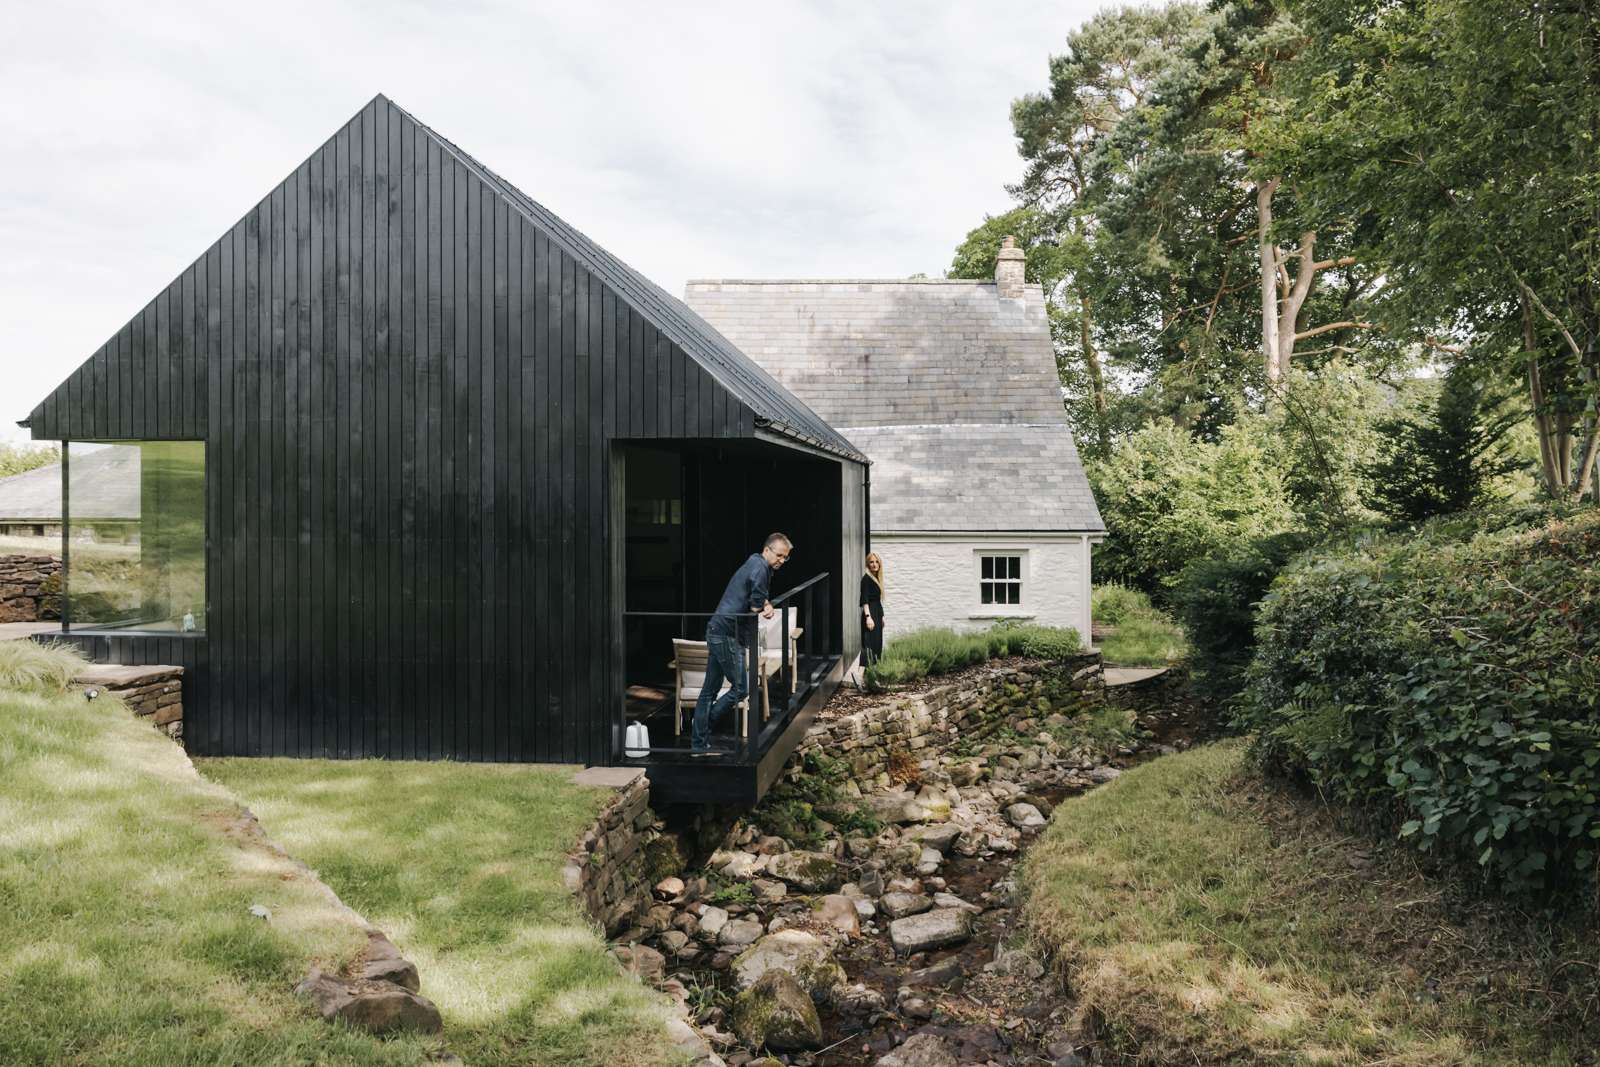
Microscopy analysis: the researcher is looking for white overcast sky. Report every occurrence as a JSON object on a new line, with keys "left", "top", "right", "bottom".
{"left": 0, "top": 0, "right": 1103, "bottom": 443}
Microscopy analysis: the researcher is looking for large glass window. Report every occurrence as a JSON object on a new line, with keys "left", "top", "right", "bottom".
{"left": 66, "top": 442, "right": 205, "bottom": 632}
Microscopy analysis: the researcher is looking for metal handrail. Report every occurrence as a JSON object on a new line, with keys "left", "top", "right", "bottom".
{"left": 620, "top": 571, "right": 833, "bottom": 760}
{"left": 771, "top": 571, "right": 829, "bottom": 606}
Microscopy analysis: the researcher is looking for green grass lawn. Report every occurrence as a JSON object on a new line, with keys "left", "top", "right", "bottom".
{"left": 1091, "top": 583, "right": 1188, "bottom": 667}
{"left": 1022, "top": 741, "right": 1598, "bottom": 1065}
{"left": 0, "top": 640, "right": 438, "bottom": 1067}
{"left": 198, "top": 758, "right": 681, "bottom": 1067}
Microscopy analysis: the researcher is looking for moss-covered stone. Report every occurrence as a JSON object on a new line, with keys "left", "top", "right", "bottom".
{"left": 730, "top": 970, "right": 823, "bottom": 1051}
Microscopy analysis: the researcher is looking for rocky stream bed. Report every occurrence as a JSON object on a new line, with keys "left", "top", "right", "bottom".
{"left": 611, "top": 675, "right": 1204, "bottom": 1067}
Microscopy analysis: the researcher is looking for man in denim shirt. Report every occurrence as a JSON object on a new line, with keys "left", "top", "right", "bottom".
{"left": 692, "top": 532, "right": 792, "bottom": 754}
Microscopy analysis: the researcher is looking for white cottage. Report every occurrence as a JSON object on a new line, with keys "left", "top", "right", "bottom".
{"left": 685, "top": 241, "right": 1105, "bottom": 644}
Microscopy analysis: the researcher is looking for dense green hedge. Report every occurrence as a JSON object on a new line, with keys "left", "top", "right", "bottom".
{"left": 1241, "top": 512, "right": 1600, "bottom": 894}
{"left": 864, "top": 623, "right": 1082, "bottom": 691}
{"left": 1174, "top": 531, "right": 1317, "bottom": 706}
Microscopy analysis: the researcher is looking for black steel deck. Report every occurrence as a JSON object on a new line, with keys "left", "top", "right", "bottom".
{"left": 626, "top": 653, "right": 843, "bottom": 806}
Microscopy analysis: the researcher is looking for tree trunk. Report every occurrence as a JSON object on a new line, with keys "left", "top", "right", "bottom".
{"left": 1522, "top": 290, "right": 1571, "bottom": 496}
{"left": 1258, "top": 179, "right": 1281, "bottom": 386}
{"left": 1077, "top": 285, "right": 1110, "bottom": 452}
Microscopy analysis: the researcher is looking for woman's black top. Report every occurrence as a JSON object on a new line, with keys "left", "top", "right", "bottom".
{"left": 860, "top": 572, "right": 885, "bottom": 660}
{"left": 860, "top": 573, "right": 883, "bottom": 617}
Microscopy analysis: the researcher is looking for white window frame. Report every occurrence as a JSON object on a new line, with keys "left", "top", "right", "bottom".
{"left": 972, "top": 549, "right": 1031, "bottom": 618}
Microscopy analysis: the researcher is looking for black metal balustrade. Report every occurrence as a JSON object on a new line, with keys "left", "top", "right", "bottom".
{"left": 618, "top": 571, "right": 834, "bottom": 764}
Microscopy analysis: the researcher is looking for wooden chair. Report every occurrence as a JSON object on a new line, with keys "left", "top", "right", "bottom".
{"left": 757, "top": 607, "right": 803, "bottom": 720}
{"left": 669, "top": 639, "right": 747, "bottom": 739}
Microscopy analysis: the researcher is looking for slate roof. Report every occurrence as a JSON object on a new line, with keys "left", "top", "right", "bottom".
{"left": 0, "top": 447, "right": 139, "bottom": 521}
{"left": 684, "top": 279, "right": 1104, "bottom": 533}
{"left": 393, "top": 99, "right": 865, "bottom": 465}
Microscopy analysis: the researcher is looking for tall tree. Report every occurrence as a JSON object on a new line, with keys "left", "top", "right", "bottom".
{"left": 1275, "top": 0, "right": 1600, "bottom": 499}
{"left": 961, "top": 1, "right": 1382, "bottom": 455}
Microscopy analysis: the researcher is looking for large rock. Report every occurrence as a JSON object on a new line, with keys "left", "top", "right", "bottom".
{"left": 876, "top": 1032, "right": 960, "bottom": 1067}
{"left": 948, "top": 761, "right": 984, "bottom": 787}
{"left": 731, "top": 969, "right": 823, "bottom": 1051}
{"left": 718, "top": 918, "right": 765, "bottom": 948}
{"left": 698, "top": 905, "right": 730, "bottom": 941}
{"left": 865, "top": 794, "right": 928, "bottom": 825}
{"left": 880, "top": 892, "right": 932, "bottom": 919}
{"left": 295, "top": 969, "right": 443, "bottom": 1035}
{"left": 888, "top": 908, "right": 973, "bottom": 954}
{"left": 907, "top": 824, "right": 961, "bottom": 854}
{"left": 615, "top": 943, "right": 667, "bottom": 982}
{"left": 815, "top": 894, "right": 861, "bottom": 938}
{"left": 357, "top": 933, "right": 420, "bottom": 992}
{"left": 733, "top": 930, "right": 846, "bottom": 999}
{"left": 714, "top": 850, "right": 765, "bottom": 878}
{"left": 765, "top": 850, "right": 847, "bottom": 893}
{"left": 1006, "top": 803, "right": 1046, "bottom": 829}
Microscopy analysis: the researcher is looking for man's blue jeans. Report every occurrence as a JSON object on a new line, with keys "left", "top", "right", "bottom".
{"left": 692, "top": 635, "right": 748, "bottom": 750}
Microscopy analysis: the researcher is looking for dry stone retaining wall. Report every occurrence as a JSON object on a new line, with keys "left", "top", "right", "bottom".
{"left": 565, "top": 773, "right": 675, "bottom": 936}
{"left": 564, "top": 654, "right": 1105, "bottom": 935}
{"left": 0, "top": 555, "right": 61, "bottom": 622}
{"left": 797, "top": 652, "right": 1104, "bottom": 790}
{"left": 73, "top": 664, "right": 185, "bottom": 743}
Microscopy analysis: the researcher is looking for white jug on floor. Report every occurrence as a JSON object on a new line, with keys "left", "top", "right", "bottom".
{"left": 624, "top": 722, "right": 650, "bottom": 758}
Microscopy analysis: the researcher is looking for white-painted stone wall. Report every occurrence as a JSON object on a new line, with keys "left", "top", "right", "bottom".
{"left": 866, "top": 534, "right": 1093, "bottom": 645}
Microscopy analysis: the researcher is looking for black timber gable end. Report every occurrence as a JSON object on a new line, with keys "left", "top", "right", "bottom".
{"left": 27, "top": 94, "right": 868, "bottom": 767}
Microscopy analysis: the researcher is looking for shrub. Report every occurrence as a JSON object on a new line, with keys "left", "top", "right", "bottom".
{"left": 864, "top": 624, "right": 1082, "bottom": 691}
{"left": 1088, "top": 420, "right": 1301, "bottom": 600}
{"left": 1090, "top": 583, "right": 1159, "bottom": 627}
{"left": 1173, "top": 531, "right": 1318, "bottom": 705}
{"left": 1240, "top": 512, "right": 1600, "bottom": 896}
{"left": 0, "top": 639, "right": 83, "bottom": 695}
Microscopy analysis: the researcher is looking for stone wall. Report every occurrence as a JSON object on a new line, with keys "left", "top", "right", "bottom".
{"left": 0, "top": 555, "right": 61, "bottom": 622}
{"left": 562, "top": 655, "right": 1103, "bottom": 936}
{"left": 564, "top": 773, "right": 681, "bottom": 936}
{"left": 73, "top": 664, "right": 184, "bottom": 743}
{"left": 796, "top": 652, "right": 1103, "bottom": 791}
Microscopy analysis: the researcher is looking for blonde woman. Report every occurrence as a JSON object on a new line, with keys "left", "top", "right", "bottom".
{"left": 861, "top": 552, "right": 886, "bottom": 666}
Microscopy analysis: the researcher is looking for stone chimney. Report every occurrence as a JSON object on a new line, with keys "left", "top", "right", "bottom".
{"left": 995, "top": 235, "right": 1026, "bottom": 299}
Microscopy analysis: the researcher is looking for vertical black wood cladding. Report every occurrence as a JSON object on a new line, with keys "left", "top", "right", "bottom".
{"left": 26, "top": 96, "right": 863, "bottom": 764}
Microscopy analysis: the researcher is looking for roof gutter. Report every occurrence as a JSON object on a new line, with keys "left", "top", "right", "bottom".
{"left": 752, "top": 416, "right": 870, "bottom": 465}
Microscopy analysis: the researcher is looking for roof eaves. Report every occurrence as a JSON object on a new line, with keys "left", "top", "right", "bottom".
{"left": 752, "top": 416, "right": 870, "bottom": 464}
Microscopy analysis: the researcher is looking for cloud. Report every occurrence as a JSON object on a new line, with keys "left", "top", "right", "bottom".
{"left": 0, "top": 0, "right": 1100, "bottom": 439}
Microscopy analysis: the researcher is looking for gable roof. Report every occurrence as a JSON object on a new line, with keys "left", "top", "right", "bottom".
{"left": 381, "top": 100, "right": 864, "bottom": 463}
{"left": 22, "top": 95, "right": 864, "bottom": 465}
{"left": 684, "top": 279, "right": 1104, "bottom": 533}
{"left": 0, "top": 448, "right": 139, "bottom": 521}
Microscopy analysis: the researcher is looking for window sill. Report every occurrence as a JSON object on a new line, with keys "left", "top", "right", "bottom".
{"left": 968, "top": 611, "right": 1035, "bottom": 621}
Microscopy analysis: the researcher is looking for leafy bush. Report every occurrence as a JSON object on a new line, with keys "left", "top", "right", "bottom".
{"left": 0, "top": 639, "right": 83, "bottom": 695}
{"left": 1173, "top": 531, "right": 1318, "bottom": 705}
{"left": 1090, "top": 583, "right": 1159, "bottom": 626}
{"left": 1261, "top": 360, "right": 1387, "bottom": 529}
{"left": 1240, "top": 512, "right": 1600, "bottom": 895}
{"left": 1088, "top": 420, "right": 1301, "bottom": 599}
{"left": 864, "top": 623, "right": 1082, "bottom": 691}
{"left": 0, "top": 441, "right": 60, "bottom": 479}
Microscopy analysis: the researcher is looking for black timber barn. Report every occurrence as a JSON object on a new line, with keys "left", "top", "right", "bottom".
{"left": 23, "top": 95, "right": 869, "bottom": 803}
